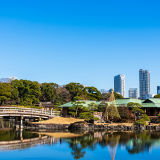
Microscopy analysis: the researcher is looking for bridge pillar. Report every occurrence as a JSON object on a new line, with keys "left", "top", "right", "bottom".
{"left": 20, "top": 116, "right": 23, "bottom": 129}
{"left": 51, "top": 108, "right": 53, "bottom": 116}
{"left": 20, "top": 128, "right": 23, "bottom": 141}
{"left": 39, "top": 117, "right": 42, "bottom": 122}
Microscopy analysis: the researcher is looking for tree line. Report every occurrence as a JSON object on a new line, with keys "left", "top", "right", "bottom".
{"left": 0, "top": 80, "right": 124, "bottom": 106}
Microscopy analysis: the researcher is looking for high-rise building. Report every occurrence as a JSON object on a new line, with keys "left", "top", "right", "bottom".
{"left": 114, "top": 74, "right": 125, "bottom": 97}
{"left": 139, "top": 69, "right": 150, "bottom": 99}
{"left": 129, "top": 88, "right": 138, "bottom": 98}
{"left": 157, "top": 86, "right": 160, "bottom": 95}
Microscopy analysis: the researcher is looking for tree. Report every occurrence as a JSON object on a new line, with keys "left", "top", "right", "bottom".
{"left": 118, "top": 105, "right": 134, "bottom": 122}
{"left": 104, "top": 90, "right": 120, "bottom": 121}
{"left": 114, "top": 92, "right": 124, "bottom": 99}
{"left": 85, "top": 87, "right": 102, "bottom": 101}
{"left": 79, "top": 112, "right": 98, "bottom": 122}
{"left": 55, "top": 87, "right": 71, "bottom": 105}
{"left": 127, "top": 102, "right": 150, "bottom": 125}
{"left": 127, "top": 102, "right": 143, "bottom": 121}
{"left": 40, "top": 83, "right": 58, "bottom": 102}
{"left": 88, "top": 102, "right": 98, "bottom": 111}
{"left": 69, "top": 101, "right": 86, "bottom": 117}
{"left": 65, "top": 83, "right": 86, "bottom": 101}
{"left": 11, "top": 79, "right": 41, "bottom": 105}
{"left": 102, "top": 92, "right": 124, "bottom": 101}
{"left": 0, "top": 83, "right": 11, "bottom": 105}
{"left": 11, "top": 80, "right": 20, "bottom": 104}
{"left": 154, "top": 94, "right": 160, "bottom": 98}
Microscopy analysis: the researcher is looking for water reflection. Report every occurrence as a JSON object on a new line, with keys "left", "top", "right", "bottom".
{"left": 0, "top": 129, "right": 160, "bottom": 160}
{"left": 59, "top": 131, "right": 160, "bottom": 160}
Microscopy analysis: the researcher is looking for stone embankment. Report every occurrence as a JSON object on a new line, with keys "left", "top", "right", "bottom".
{"left": 25, "top": 121, "right": 160, "bottom": 131}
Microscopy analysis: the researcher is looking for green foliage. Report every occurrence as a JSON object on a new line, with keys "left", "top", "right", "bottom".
{"left": 97, "top": 102, "right": 106, "bottom": 112}
{"left": 135, "top": 114, "right": 150, "bottom": 125}
{"left": 69, "top": 101, "right": 99, "bottom": 122}
{"left": 127, "top": 102, "right": 142, "bottom": 108}
{"left": 65, "top": 82, "right": 102, "bottom": 101}
{"left": 0, "top": 96, "right": 8, "bottom": 105}
{"left": 65, "top": 83, "right": 85, "bottom": 101}
{"left": 134, "top": 119, "right": 148, "bottom": 125}
{"left": 40, "top": 83, "right": 58, "bottom": 102}
{"left": 85, "top": 87, "right": 102, "bottom": 101}
{"left": 154, "top": 94, "right": 160, "bottom": 98}
{"left": 79, "top": 112, "right": 98, "bottom": 122}
{"left": 105, "top": 103, "right": 121, "bottom": 121}
{"left": 0, "top": 80, "right": 103, "bottom": 107}
{"left": 69, "top": 101, "right": 86, "bottom": 117}
{"left": 9, "top": 80, "right": 41, "bottom": 106}
{"left": 128, "top": 102, "right": 150, "bottom": 125}
{"left": 114, "top": 92, "right": 124, "bottom": 99}
{"left": 0, "top": 83, "right": 11, "bottom": 105}
{"left": 102, "top": 92, "right": 124, "bottom": 101}
{"left": 88, "top": 102, "right": 98, "bottom": 111}
{"left": 118, "top": 106, "right": 133, "bottom": 121}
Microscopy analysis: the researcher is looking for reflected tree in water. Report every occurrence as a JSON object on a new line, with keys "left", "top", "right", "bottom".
{"left": 67, "top": 133, "right": 98, "bottom": 159}
{"left": 126, "top": 132, "right": 152, "bottom": 154}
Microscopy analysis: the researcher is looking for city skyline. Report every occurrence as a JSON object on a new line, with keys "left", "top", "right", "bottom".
{"left": 1, "top": 68, "right": 160, "bottom": 98}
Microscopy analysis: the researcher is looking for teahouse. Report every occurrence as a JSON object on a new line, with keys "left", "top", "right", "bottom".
{"left": 59, "top": 98, "right": 160, "bottom": 117}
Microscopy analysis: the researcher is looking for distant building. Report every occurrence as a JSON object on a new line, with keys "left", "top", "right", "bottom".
{"left": 114, "top": 74, "right": 125, "bottom": 97}
{"left": 129, "top": 88, "right": 138, "bottom": 98}
{"left": 100, "top": 89, "right": 107, "bottom": 94}
{"left": 139, "top": 69, "right": 150, "bottom": 99}
{"left": 35, "top": 102, "right": 54, "bottom": 108}
{"left": 108, "top": 88, "right": 113, "bottom": 93}
{"left": 145, "top": 94, "right": 154, "bottom": 99}
{"left": 157, "top": 86, "right": 160, "bottom": 94}
{"left": 0, "top": 77, "right": 17, "bottom": 83}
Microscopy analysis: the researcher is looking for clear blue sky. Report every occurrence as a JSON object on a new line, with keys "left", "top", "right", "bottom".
{"left": 0, "top": 0, "right": 160, "bottom": 97}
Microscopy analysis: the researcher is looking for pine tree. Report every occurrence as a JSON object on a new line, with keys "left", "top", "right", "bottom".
{"left": 104, "top": 89, "right": 120, "bottom": 121}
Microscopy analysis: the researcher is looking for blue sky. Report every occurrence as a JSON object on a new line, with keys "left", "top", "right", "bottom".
{"left": 0, "top": 0, "right": 160, "bottom": 97}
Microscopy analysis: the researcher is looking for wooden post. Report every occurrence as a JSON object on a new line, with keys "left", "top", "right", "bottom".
{"left": 20, "top": 116, "right": 23, "bottom": 129}
{"left": 20, "top": 128, "right": 23, "bottom": 141}
{"left": 51, "top": 108, "right": 53, "bottom": 116}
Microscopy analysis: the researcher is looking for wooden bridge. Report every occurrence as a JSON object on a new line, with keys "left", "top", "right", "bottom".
{"left": 0, "top": 107, "right": 60, "bottom": 119}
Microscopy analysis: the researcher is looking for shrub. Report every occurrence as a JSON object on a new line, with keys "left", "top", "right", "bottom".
{"left": 134, "top": 114, "right": 150, "bottom": 125}
{"left": 79, "top": 112, "right": 98, "bottom": 123}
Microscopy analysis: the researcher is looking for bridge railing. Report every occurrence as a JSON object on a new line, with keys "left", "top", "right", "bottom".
{"left": 0, "top": 107, "right": 60, "bottom": 117}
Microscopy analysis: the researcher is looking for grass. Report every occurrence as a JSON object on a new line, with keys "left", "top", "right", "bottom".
{"left": 33, "top": 117, "right": 85, "bottom": 124}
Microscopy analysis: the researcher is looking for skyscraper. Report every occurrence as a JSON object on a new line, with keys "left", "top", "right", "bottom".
{"left": 129, "top": 88, "right": 138, "bottom": 98}
{"left": 139, "top": 69, "right": 150, "bottom": 99}
{"left": 157, "top": 86, "right": 160, "bottom": 95}
{"left": 114, "top": 74, "right": 125, "bottom": 97}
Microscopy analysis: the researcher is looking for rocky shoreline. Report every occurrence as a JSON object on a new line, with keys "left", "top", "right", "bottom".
{"left": 25, "top": 122, "right": 160, "bottom": 131}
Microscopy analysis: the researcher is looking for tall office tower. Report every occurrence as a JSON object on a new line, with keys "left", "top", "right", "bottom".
{"left": 114, "top": 74, "right": 125, "bottom": 97}
{"left": 129, "top": 88, "right": 138, "bottom": 98}
{"left": 157, "top": 86, "right": 160, "bottom": 94}
{"left": 139, "top": 69, "right": 150, "bottom": 99}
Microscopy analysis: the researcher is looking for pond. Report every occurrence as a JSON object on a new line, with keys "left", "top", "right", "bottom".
{"left": 0, "top": 128, "right": 160, "bottom": 160}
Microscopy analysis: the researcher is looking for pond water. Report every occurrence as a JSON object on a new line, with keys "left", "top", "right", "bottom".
{"left": 0, "top": 128, "right": 160, "bottom": 160}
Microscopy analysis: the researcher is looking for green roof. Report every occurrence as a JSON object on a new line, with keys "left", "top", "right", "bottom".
{"left": 59, "top": 100, "right": 101, "bottom": 108}
{"left": 59, "top": 98, "right": 160, "bottom": 108}
{"left": 115, "top": 99, "right": 142, "bottom": 106}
